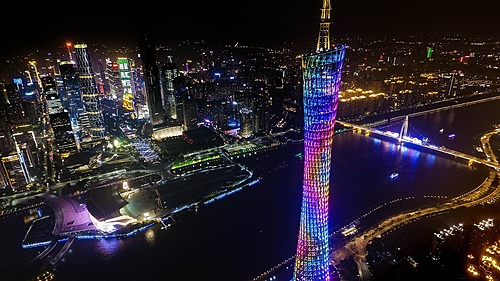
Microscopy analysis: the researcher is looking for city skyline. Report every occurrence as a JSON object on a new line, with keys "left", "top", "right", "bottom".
{"left": 1, "top": 0, "right": 499, "bottom": 61}
{"left": 1, "top": 1, "right": 500, "bottom": 280}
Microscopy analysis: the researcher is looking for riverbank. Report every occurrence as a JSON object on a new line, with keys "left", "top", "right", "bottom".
{"left": 348, "top": 91, "right": 500, "bottom": 126}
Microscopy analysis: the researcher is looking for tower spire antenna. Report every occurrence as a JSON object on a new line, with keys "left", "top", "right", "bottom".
{"left": 316, "top": 0, "right": 332, "bottom": 52}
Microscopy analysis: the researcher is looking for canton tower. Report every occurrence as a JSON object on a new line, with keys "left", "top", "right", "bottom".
{"left": 293, "top": 0, "right": 345, "bottom": 280}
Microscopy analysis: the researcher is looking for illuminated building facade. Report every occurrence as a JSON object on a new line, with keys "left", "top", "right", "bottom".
{"left": 104, "top": 59, "right": 122, "bottom": 100}
{"left": 74, "top": 43, "right": 106, "bottom": 140}
{"left": 161, "top": 59, "right": 178, "bottom": 120}
{"left": 293, "top": 0, "right": 346, "bottom": 280}
{"left": 11, "top": 125, "right": 38, "bottom": 188}
{"left": 2, "top": 124, "right": 38, "bottom": 191}
{"left": 1, "top": 153, "right": 28, "bottom": 191}
{"left": 239, "top": 107, "right": 253, "bottom": 138}
{"left": 117, "top": 58, "right": 134, "bottom": 111}
{"left": 42, "top": 76, "right": 78, "bottom": 156}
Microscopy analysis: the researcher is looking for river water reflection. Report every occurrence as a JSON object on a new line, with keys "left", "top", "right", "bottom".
{"left": 1, "top": 99, "right": 499, "bottom": 281}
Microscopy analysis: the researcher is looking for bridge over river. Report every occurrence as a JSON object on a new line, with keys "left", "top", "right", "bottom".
{"left": 331, "top": 119, "right": 500, "bottom": 280}
{"left": 252, "top": 117, "right": 500, "bottom": 281}
{"left": 337, "top": 119, "right": 500, "bottom": 171}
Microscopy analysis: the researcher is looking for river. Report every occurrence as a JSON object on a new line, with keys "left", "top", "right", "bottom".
{"left": 1, "top": 99, "right": 499, "bottom": 281}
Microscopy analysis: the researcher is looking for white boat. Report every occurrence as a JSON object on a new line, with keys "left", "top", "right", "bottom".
{"left": 390, "top": 172, "right": 399, "bottom": 179}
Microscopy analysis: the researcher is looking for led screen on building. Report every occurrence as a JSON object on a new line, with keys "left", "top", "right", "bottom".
{"left": 118, "top": 58, "right": 133, "bottom": 111}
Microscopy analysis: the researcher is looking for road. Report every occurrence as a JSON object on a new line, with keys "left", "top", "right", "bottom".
{"left": 329, "top": 127, "right": 500, "bottom": 280}
{"left": 251, "top": 124, "right": 500, "bottom": 281}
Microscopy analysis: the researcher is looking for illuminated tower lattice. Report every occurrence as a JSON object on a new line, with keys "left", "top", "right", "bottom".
{"left": 293, "top": 0, "right": 346, "bottom": 280}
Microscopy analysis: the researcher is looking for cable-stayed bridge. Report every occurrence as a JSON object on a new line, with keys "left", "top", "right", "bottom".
{"left": 329, "top": 119, "right": 500, "bottom": 281}
{"left": 253, "top": 117, "right": 500, "bottom": 281}
{"left": 336, "top": 119, "right": 500, "bottom": 171}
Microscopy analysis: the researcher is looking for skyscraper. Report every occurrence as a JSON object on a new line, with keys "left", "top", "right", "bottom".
{"left": 293, "top": 0, "right": 346, "bottom": 280}
{"left": 74, "top": 43, "right": 106, "bottom": 140}
{"left": 104, "top": 59, "right": 122, "bottom": 101}
{"left": 239, "top": 107, "right": 253, "bottom": 138}
{"left": 59, "top": 60, "right": 82, "bottom": 125}
{"left": 161, "top": 58, "right": 178, "bottom": 120}
{"left": 138, "top": 25, "right": 165, "bottom": 126}
{"left": 42, "top": 76, "right": 78, "bottom": 157}
{"left": 117, "top": 57, "right": 135, "bottom": 112}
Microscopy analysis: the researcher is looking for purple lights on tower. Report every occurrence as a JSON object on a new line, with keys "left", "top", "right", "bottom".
{"left": 292, "top": 0, "right": 346, "bottom": 280}
{"left": 293, "top": 46, "right": 345, "bottom": 281}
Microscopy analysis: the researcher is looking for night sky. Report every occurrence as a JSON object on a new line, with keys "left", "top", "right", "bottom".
{"left": 1, "top": 0, "right": 498, "bottom": 60}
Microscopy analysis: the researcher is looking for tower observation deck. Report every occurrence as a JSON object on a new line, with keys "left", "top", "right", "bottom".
{"left": 292, "top": 0, "right": 346, "bottom": 280}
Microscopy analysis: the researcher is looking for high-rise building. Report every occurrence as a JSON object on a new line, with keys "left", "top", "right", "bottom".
{"left": 59, "top": 61, "right": 79, "bottom": 96}
{"left": 293, "top": 0, "right": 346, "bottom": 280}
{"left": 0, "top": 82, "right": 31, "bottom": 126}
{"left": 239, "top": 107, "right": 253, "bottom": 138}
{"left": 104, "top": 59, "right": 122, "bottom": 101}
{"left": 138, "top": 26, "right": 165, "bottom": 126}
{"left": 74, "top": 43, "right": 106, "bottom": 140}
{"left": 173, "top": 75, "right": 196, "bottom": 130}
{"left": 0, "top": 153, "right": 9, "bottom": 192}
{"left": 1, "top": 152, "right": 29, "bottom": 192}
{"left": 10, "top": 125, "right": 38, "bottom": 190}
{"left": 42, "top": 76, "right": 78, "bottom": 157}
{"left": 59, "top": 60, "right": 82, "bottom": 127}
{"left": 78, "top": 112, "right": 92, "bottom": 142}
{"left": 49, "top": 112, "right": 79, "bottom": 156}
{"left": 117, "top": 57, "right": 135, "bottom": 112}
{"left": 161, "top": 59, "right": 178, "bottom": 120}
{"left": 42, "top": 77, "right": 63, "bottom": 114}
